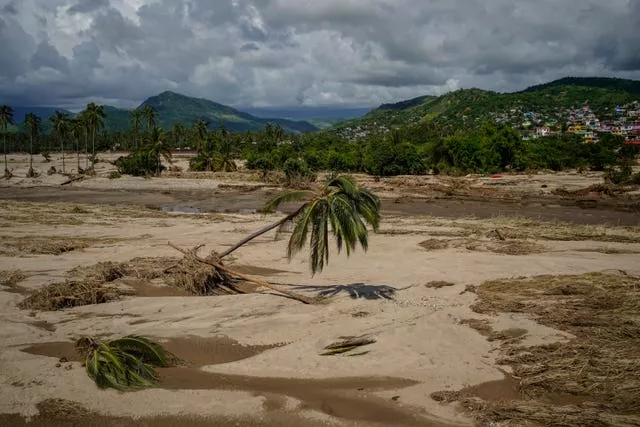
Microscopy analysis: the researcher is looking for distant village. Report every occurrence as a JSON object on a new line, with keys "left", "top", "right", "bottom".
{"left": 502, "top": 101, "right": 640, "bottom": 145}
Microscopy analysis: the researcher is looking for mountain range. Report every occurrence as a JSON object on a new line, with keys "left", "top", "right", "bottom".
{"left": 5, "top": 77, "right": 640, "bottom": 136}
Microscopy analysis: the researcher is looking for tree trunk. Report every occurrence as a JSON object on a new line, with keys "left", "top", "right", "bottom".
{"left": 3, "top": 131, "right": 6, "bottom": 173}
{"left": 92, "top": 128, "right": 96, "bottom": 166}
{"left": 60, "top": 137, "right": 65, "bottom": 174}
{"left": 219, "top": 204, "right": 306, "bottom": 259}
{"left": 84, "top": 130, "right": 89, "bottom": 169}
{"left": 76, "top": 137, "right": 80, "bottom": 172}
{"left": 29, "top": 135, "right": 33, "bottom": 170}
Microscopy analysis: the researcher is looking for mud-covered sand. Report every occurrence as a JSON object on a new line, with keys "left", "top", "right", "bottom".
{"left": 2, "top": 153, "right": 639, "bottom": 226}
{"left": 1, "top": 153, "right": 639, "bottom": 426}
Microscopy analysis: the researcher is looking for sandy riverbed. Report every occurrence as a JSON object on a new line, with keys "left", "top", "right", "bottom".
{"left": 1, "top": 153, "right": 639, "bottom": 426}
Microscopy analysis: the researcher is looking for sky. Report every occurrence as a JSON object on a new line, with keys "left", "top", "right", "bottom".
{"left": 1, "top": 0, "right": 639, "bottom": 110}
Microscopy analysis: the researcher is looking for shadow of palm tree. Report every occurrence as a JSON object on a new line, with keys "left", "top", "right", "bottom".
{"left": 288, "top": 283, "right": 397, "bottom": 300}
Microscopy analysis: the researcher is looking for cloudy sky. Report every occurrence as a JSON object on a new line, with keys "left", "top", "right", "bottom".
{"left": 1, "top": 0, "right": 639, "bottom": 110}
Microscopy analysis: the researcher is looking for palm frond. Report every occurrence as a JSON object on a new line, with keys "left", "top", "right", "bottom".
{"left": 287, "top": 200, "right": 316, "bottom": 259}
{"left": 108, "top": 336, "right": 172, "bottom": 367}
{"left": 77, "top": 335, "right": 172, "bottom": 392}
{"left": 324, "top": 174, "right": 359, "bottom": 197}
{"left": 355, "top": 188, "right": 381, "bottom": 231}
{"left": 264, "top": 190, "right": 314, "bottom": 212}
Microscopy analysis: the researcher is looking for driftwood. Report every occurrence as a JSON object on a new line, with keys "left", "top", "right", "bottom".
{"left": 168, "top": 242, "right": 316, "bottom": 304}
{"left": 61, "top": 176, "right": 85, "bottom": 186}
{"left": 321, "top": 335, "right": 377, "bottom": 356}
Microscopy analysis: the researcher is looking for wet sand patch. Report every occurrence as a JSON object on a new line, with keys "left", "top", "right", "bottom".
{"left": 0, "top": 398, "right": 339, "bottom": 427}
{"left": 19, "top": 336, "right": 435, "bottom": 425}
{"left": 230, "top": 265, "right": 294, "bottom": 277}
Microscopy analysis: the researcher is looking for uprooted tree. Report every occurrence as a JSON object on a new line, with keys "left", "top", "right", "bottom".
{"left": 170, "top": 174, "right": 381, "bottom": 304}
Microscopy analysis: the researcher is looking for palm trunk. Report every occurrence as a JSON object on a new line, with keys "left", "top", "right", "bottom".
{"left": 3, "top": 131, "right": 6, "bottom": 173}
{"left": 84, "top": 130, "right": 89, "bottom": 169}
{"left": 92, "top": 128, "right": 96, "bottom": 166}
{"left": 219, "top": 204, "right": 306, "bottom": 259}
{"left": 60, "top": 137, "right": 65, "bottom": 174}
{"left": 76, "top": 137, "right": 80, "bottom": 172}
{"left": 29, "top": 135, "right": 33, "bottom": 170}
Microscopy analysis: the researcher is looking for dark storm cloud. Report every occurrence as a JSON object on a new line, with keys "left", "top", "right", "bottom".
{"left": 1, "top": 0, "right": 639, "bottom": 109}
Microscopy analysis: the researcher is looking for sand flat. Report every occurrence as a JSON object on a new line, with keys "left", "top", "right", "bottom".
{"left": 1, "top": 153, "right": 639, "bottom": 425}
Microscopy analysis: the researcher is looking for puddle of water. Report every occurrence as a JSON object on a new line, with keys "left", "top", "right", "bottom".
{"left": 21, "top": 335, "right": 278, "bottom": 366}
{"left": 467, "top": 373, "right": 521, "bottom": 401}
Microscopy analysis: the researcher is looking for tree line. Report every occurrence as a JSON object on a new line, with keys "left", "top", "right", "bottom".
{"left": 2, "top": 103, "right": 638, "bottom": 184}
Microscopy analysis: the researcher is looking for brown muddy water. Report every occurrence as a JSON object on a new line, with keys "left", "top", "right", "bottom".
{"left": 2, "top": 187, "right": 639, "bottom": 225}
{"left": 18, "top": 335, "right": 450, "bottom": 427}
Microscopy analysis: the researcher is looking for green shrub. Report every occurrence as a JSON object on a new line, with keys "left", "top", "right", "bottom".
{"left": 114, "top": 151, "right": 160, "bottom": 176}
{"left": 283, "top": 158, "right": 316, "bottom": 186}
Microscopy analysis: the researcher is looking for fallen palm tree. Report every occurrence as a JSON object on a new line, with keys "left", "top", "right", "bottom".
{"left": 168, "top": 243, "right": 316, "bottom": 304}
{"left": 170, "top": 174, "right": 381, "bottom": 304}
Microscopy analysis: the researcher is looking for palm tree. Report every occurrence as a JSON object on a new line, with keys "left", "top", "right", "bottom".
{"left": 142, "top": 105, "right": 156, "bottom": 132}
{"left": 84, "top": 103, "right": 105, "bottom": 166}
{"left": 172, "top": 122, "right": 185, "bottom": 148}
{"left": 24, "top": 113, "right": 41, "bottom": 176}
{"left": 76, "top": 335, "right": 173, "bottom": 391}
{"left": 130, "top": 109, "right": 143, "bottom": 150}
{"left": 0, "top": 105, "right": 14, "bottom": 177}
{"left": 70, "top": 118, "right": 84, "bottom": 173}
{"left": 50, "top": 111, "right": 69, "bottom": 173}
{"left": 147, "top": 128, "right": 172, "bottom": 176}
{"left": 193, "top": 119, "right": 209, "bottom": 151}
{"left": 220, "top": 175, "right": 380, "bottom": 275}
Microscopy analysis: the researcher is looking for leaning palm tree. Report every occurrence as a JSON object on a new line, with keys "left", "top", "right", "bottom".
{"left": 130, "top": 109, "right": 143, "bottom": 150}
{"left": 76, "top": 335, "right": 173, "bottom": 391}
{"left": 24, "top": 113, "right": 40, "bottom": 176}
{"left": 142, "top": 105, "right": 157, "bottom": 132}
{"left": 146, "top": 128, "right": 172, "bottom": 176}
{"left": 84, "top": 103, "right": 105, "bottom": 167}
{"left": 220, "top": 175, "right": 380, "bottom": 275}
{"left": 0, "top": 105, "right": 14, "bottom": 178}
{"left": 50, "top": 111, "right": 69, "bottom": 173}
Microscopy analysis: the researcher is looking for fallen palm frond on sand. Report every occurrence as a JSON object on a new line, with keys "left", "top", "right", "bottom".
{"left": 320, "top": 335, "right": 376, "bottom": 356}
{"left": 76, "top": 335, "right": 175, "bottom": 391}
{"left": 434, "top": 272, "right": 640, "bottom": 426}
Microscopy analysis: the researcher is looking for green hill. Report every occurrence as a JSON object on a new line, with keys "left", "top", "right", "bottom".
{"left": 8, "top": 92, "right": 318, "bottom": 134}
{"left": 334, "top": 77, "right": 640, "bottom": 136}
{"left": 137, "top": 91, "right": 317, "bottom": 133}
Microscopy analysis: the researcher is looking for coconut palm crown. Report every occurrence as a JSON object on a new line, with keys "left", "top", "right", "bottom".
{"left": 221, "top": 174, "right": 380, "bottom": 275}
{"left": 76, "top": 335, "right": 173, "bottom": 391}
